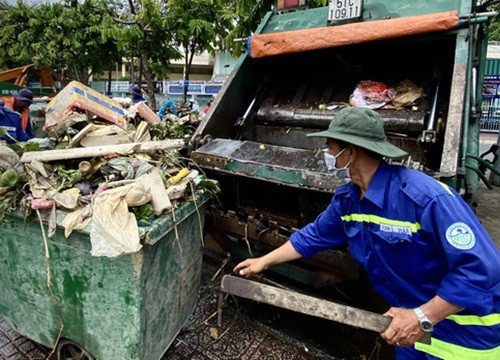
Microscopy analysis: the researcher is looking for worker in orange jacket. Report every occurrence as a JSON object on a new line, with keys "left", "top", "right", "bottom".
{"left": 0, "top": 89, "right": 34, "bottom": 136}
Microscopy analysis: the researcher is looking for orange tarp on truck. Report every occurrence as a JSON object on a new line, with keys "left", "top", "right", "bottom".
{"left": 249, "top": 10, "right": 459, "bottom": 59}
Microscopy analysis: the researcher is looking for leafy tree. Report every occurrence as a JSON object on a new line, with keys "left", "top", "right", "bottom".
{"left": 0, "top": 0, "right": 37, "bottom": 70}
{"left": 159, "top": 0, "right": 329, "bottom": 102}
{"left": 0, "top": 0, "right": 121, "bottom": 84}
{"left": 487, "top": 2, "right": 500, "bottom": 41}
{"left": 103, "top": 0, "right": 181, "bottom": 111}
{"left": 220, "top": 0, "right": 328, "bottom": 57}
{"left": 165, "top": 0, "right": 234, "bottom": 102}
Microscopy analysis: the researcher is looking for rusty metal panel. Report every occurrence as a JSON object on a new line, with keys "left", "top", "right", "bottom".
{"left": 208, "top": 207, "right": 358, "bottom": 279}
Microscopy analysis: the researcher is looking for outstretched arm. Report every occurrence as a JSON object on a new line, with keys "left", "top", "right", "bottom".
{"left": 233, "top": 241, "right": 302, "bottom": 277}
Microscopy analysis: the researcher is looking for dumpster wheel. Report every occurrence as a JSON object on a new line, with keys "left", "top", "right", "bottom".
{"left": 57, "top": 339, "right": 95, "bottom": 360}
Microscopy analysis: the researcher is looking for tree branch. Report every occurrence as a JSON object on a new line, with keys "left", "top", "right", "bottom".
{"left": 85, "top": 70, "right": 93, "bottom": 84}
{"left": 114, "top": 18, "right": 137, "bottom": 25}
{"left": 128, "top": 0, "right": 136, "bottom": 15}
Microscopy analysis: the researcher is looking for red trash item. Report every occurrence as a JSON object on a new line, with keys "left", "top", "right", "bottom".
{"left": 31, "top": 198, "right": 55, "bottom": 210}
{"left": 349, "top": 81, "right": 395, "bottom": 109}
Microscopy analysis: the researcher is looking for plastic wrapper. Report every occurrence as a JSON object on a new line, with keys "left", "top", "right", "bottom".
{"left": 390, "top": 79, "right": 425, "bottom": 108}
{"left": 62, "top": 204, "right": 92, "bottom": 238}
{"left": 0, "top": 144, "right": 26, "bottom": 178}
{"left": 349, "top": 81, "right": 395, "bottom": 109}
{"left": 137, "top": 169, "right": 172, "bottom": 214}
{"left": 53, "top": 192, "right": 81, "bottom": 211}
{"left": 91, "top": 182, "right": 152, "bottom": 258}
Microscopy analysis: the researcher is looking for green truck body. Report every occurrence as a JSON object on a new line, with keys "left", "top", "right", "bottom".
{"left": 190, "top": 1, "right": 491, "bottom": 285}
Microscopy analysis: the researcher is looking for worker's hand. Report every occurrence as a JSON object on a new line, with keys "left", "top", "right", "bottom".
{"left": 233, "top": 257, "right": 269, "bottom": 277}
{"left": 381, "top": 307, "right": 423, "bottom": 347}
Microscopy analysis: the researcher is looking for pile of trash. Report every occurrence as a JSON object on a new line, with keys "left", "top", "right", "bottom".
{"left": 317, "top": 79, "right": 425, "bottom": 111}
{"left": 113, "top": 92, "right": 203, "bottom": 141}
{"left": 0, "top": 81, "right": 218, "bottom": 258}
{"left": 349, "top": 80, "right": 425, "bottom": 110}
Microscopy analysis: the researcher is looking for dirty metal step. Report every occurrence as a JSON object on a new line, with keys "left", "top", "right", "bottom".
{"left": 191, "top": 139, "right": 349, "bottom": 192}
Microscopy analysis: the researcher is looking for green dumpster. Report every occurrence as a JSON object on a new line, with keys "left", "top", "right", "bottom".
{"left": 0, "top": 194, "right": 210, "bottom": 360}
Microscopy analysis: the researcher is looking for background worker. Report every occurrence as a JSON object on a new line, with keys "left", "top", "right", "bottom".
{"left": 188, "top": 96, "right": 199, "bottom": 114}
{"left": 234, "top": 107, "right": 500, "bottom": 359}
{"left": 204, "top": 100, "right": 213, "bottom": 115}
{"left": 0, "top": 106, "right": 31, "bottom": 143}
{"left": 0, "top": 88, "right": 34, "bottom": 138}
{"left": 129, "top": 85, "right": 148, "bottom": 105}
{"left": 158, "top": 97, "right": 178, "bottom": 119}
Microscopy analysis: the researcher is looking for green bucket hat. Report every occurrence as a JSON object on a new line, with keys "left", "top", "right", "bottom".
{"left": 307, "top": 107, "right": 408, "bottom": 159}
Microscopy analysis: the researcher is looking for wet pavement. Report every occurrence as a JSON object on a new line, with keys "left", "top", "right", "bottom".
{"left": 162, "top": 259, "right": 337, "bottom": 360}
{"left": 476, "top": 182, "right": 500, "bottom": 245}
{"left": 0, "top": 320, "right": 47, "bottom": 360}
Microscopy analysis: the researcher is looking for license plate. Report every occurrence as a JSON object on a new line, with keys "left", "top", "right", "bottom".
{"left": 328, "top": 0, "right": 362, "bottom": 21}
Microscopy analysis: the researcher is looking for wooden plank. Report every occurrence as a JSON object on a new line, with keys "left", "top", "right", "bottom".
{"left": 21, "top": 139, "right": 185, "bottom": 163}
{"left": 221, "top": 275, "right": 431, "bottom": 344}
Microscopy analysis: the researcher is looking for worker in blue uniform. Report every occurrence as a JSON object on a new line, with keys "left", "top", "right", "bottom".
{"left": 129, "top": 85, "right": 148, "bottom": 105}
{"left": 0, "top": 106, "right": 33, "bottom": 143}
{"left": 234, "top": 107, "right": 500, "bottom": 359}
{"left": 158, "top": 97, "right": 178, "bottom": 118}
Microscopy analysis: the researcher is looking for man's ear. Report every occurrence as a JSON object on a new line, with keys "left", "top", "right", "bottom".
{"left": 348, "top": 145, "right": 356, "bottom": 160}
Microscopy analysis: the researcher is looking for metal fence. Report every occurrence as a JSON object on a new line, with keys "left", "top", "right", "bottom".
{"left": 481, "top": 98, "right": 500, "bottom": 132}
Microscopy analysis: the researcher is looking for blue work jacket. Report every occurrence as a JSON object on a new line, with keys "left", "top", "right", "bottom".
{"left": 0, "top": 106, "right": 32, "bottom": 143}
{"left": 158, "top": 99, "right": 178, "bottom": 118}
{"left": 290, "top": 161, "right": 500, "bottom": 359}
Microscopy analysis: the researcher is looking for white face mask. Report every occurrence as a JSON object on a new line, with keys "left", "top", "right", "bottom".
{"left": 323, "top": 147, "right": 350, "bottom": 172}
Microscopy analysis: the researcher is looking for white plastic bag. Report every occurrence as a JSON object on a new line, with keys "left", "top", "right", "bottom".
{"left": 90, "top": 182, "right": 151, "bottom": 258}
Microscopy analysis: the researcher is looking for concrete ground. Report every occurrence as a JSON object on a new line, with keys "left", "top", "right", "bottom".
{"left": 1, "top": 133, "right": 499, "bottom": 360}
{"left": 476, "top": 132, "right": 500, "bottom": 245}
{"left": 476, "top": 182, "right": 500, "bottom": 245}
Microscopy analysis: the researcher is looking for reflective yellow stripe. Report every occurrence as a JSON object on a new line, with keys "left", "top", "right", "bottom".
{"left": 437, "top": 181, "right": 455, "bottom": 196}
{"left": 415, "top": 337, "right": 500, "bottom": 360}
{"left": 341, "top": 214, "right": 421, "bottom": 233}
{"left": 447, "top": 313, "right": 500, "bottom": 326}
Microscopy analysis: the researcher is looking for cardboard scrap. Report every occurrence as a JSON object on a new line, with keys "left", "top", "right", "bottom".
{"left": 132, "top": 101, "right": 161, "bottom": 124}
{"left": 44, "top": 81, "right": 127, "bottom": 131}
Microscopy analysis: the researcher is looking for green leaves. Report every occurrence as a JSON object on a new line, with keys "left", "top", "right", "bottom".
{"left": 0, "top": 0, "right": 120, "bottom": 84}
{"left": 0, "top": 127, "right": 19, "bottom": 144}
{"left": 488, "top": 4, "right": 500, "bottom": 41}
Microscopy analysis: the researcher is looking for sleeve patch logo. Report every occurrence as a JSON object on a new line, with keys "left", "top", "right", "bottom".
{"left": 445, "top": 222, "right": 476, "bottom": 250}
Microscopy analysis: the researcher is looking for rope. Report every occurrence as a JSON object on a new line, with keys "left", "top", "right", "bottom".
{"left": 36, "top": 209, "right": 64, "bottom": 359}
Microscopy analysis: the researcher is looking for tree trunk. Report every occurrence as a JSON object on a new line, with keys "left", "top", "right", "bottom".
{"left": 130, "top": 57, "right": 135, "bottom": 85}
{"left": 183, "top": 41, "right": 197, "bottom": 103}
{"left": 182, "top": 47, "right": 189, "bottom": 103}
{"left": 138, "top": 57, "right": 143, "bottom": 86}
{"left": 107, "top": 62, "right": 113, "bottom": 95}
{"left": 85, "top": 71, "right": 93, "bottom": 85}
{"left": 141, "top": 51, "right": 156, "bottom": 112}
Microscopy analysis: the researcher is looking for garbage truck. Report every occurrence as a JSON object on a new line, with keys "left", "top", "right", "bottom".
{"left": 190, "top": 0, "right": 496, "bottom": 287}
